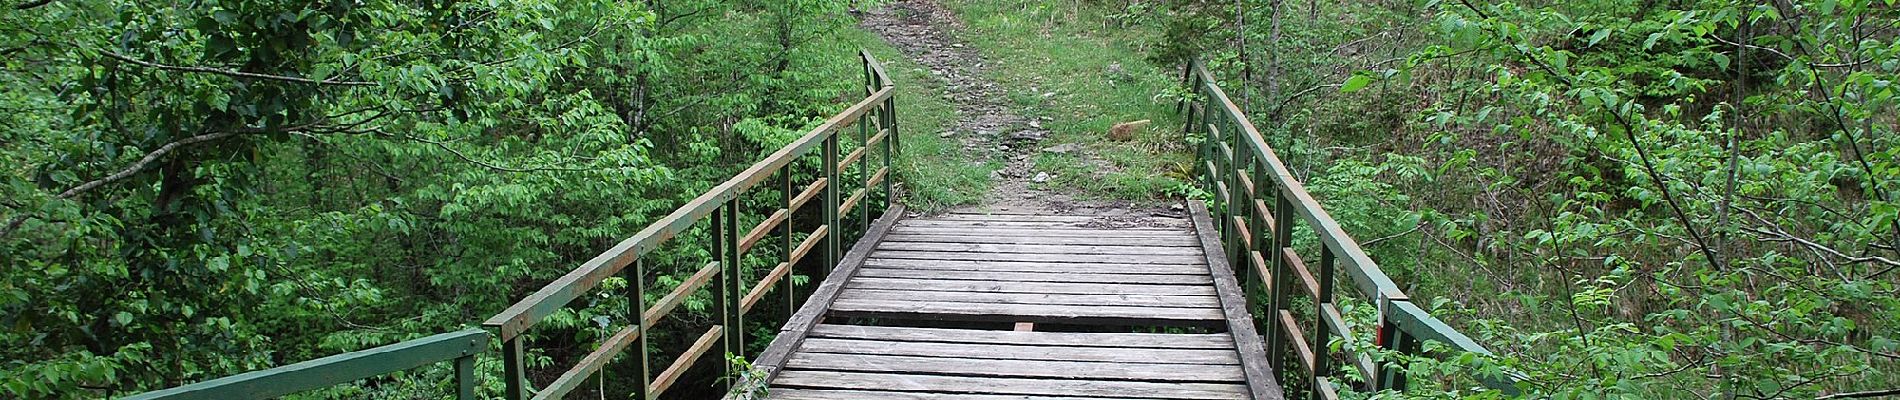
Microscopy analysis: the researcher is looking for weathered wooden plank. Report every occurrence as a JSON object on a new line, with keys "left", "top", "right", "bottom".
{"left": 941, "top": 207, "right": 1076, "bottom": 215}
{"left": 840, "top": 187, "right": 868, "bottom": 217}
{"left": 768, "top": 388, "right": 1146, "bottom": 400}
{"left": 1189, "top": 201, "right": 1286, "bottom": 400}
{"left": 750, "top": 206, "right": 906, "bottom": 381}
{"left": 739, "top": 209, "right": 788, "bottom": 255}
{"left": 770, "top": 371, "right": 1249, "bottom": 400}
{"left": 740, "top": 262, "right": 792, "bottom": 314}
{"left": 1278, "top": 310, "right": 1317, "bottom": 376}
{"left": 854, "top": 268, "right": 1213, "bottom": 285}
{"left": 785, "top": 353, "right": 1245, "bottom": 382}
{"left": 791, "top": 178, "right": 827, "bottom": 212}
{"left": 881, "top": 233, "right": 1202, "bottom": 247}
{"left": 898, "top": 220, "right": 1183, "bottom": 230}
{"left": 794, "top": 337, "right": 1241, "bottom": 365}
{"left": 928, "top": 214, "right": 1185, "bottom": 224}
{"left": 888, "top": 226, "right": 1198, "bottom": 239}
{"left": 863, "top": 258, "right": 1209, "bottom": 275}
{"left": 870, "top": 250, "right": 1206, "bottom": 265}
{"left": 876, "top": 241, "right": 1206, "bottom": 255}
{"left": 533, "top": 324, "right": 639, "bottom": 400}
{"left": 846, "top": 277, "right": 1217, "bottom": 296}
{"left": 1284, "top": 247, "right": 1321, "bottom": 300}
{"left": 828, "top": 299, "right": 1224, "bottom": 323}
{"left": 838, "top": 288, "right": 1221, "bottom": 308}
{"left": 643, "top": 261, "right": 719, "bottom": 327}
{"left": 650, "top": 326, "right": 724, "bottom": 396}
{"left": 838, "top": 145, "right": 867, "bottom": 171}
{"left": 807, "top": 324, "right": 1234, "bottom": 349}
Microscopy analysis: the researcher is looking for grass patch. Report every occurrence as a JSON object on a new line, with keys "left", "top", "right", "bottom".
{"left": 844, "top": 29, "right": 992, "bottom": 212}
{"left": 939, "top": 0, "right": 1193, "bottom": 202}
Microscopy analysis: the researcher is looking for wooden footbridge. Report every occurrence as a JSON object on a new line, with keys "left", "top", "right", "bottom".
{"left": 126, "top": 52, "right": 1518, "bottom": 400}
{"left": 745, "top": 206, "right": 1277, "bottom": 399}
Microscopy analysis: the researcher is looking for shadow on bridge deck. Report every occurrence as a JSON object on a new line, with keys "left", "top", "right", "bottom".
{"left": 744, "top": 203, "right": 1284, "bottom": 399}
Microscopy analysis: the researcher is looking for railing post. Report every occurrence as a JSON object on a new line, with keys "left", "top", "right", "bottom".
{"left": 1267, "top": 193, "right": 1295, "bottom": 377}
{"left": 822, "top": 129, "right": 841, "bottom": 283}
{"left": 882, "top": 95, "right": 896, "bottom": 213}
{"left": 1376, "top": 312, "right": 1413, "bottom": 390}
{"left": 726, "top": 202, "right": 744, "bottom": 361}
{"left": 1222, "top": 117, "right": 1243, "bottom": 272}
{"left": 781, "top": 172, "right": 797, "bottom": 313}
{"left": 858, "top": 103, "right": 871, "bottom": 235}
{"left": 1248, "top": 160, "right": 1269, "bottom": 294}
{"left": 711, "top": 204, "right": 734, "bottom": 391}
{"left": 1313, "top": 247, "right": 1336, "bottom": 400}
{"left": 455, "top": 354, "right": 476, "bottom": 400}
{"left": 502, "top": 335, "right": 527, "bottom": 400}
{"left": 628, "top": 258, "right": 652, "bottom": 400}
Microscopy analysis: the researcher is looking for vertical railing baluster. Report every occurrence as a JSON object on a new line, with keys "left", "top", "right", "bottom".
{"left": 629, "top": 258, "right": 652, "bottom": 400}
{"left": 858, "top": 54, "right": 873, "bottom": 236}
{"left": 711, "top": 205, "right": 733, "bottom": 390}
{"left": 1197, "top": 93, "right": 1215, "bottom": 194}
{"left": 1249, "top": 159, "right": 1270, "bottom": 299}
{"left": 1223, "top": 116, "right": 1243, "bottom": 271}
{"left": 882, "top": 95, "right": 895, "bottom": 212}
{"left": 502, "top": 335, "right": 526, "bottom": 400}
{"left": 858, "top": 104, "right": 871, "bottom": 235}
{"left": 780, "top": 171, "right": 796, "bottom": 313}
{"left": 1314, "top": 247, "right": 1336, "bottom": 399}
{"left": 455, "top": 354, "right": 475, "bottom": 400}
{"left": 1376, "top": 318, "right": 1413, "bottom": 390}
{"left": 726, "top": 202, "right": 744, "bottom": 360}
{"left": 1267, "top": 194, "right": 1295, "bottom": 377}
{"left": 822, "top": 130, "right": 841, "bottom": 283}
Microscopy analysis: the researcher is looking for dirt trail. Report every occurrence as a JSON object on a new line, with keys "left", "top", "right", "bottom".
{"left": 858, "top": 0, "right": 1182, "bottom": 221}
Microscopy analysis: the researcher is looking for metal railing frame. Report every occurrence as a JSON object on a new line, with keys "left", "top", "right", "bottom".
{"left": 481, "top": 49, "right": 898, "bottom": 400}
{"left": 1179, "top": 59, "right": 1519, "bottom": 399}
{"left": 122, "top": 329, "right": 486, "bottom": 400}
{"left": 121, "top": 49, "right": 898, "bottom": 400}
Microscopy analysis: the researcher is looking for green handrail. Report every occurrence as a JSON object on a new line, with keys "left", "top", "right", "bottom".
{"left": 121, "top": 49, "right": 899, "bottom": 400}
{"left": 122, "top": 329, "right": 486, "bottom": 400}
{"left": 481, "top": 49, "right": 899, "bottom": 400}
{"left": 1179, "top": 59, "right": 1520, "bottom": 398}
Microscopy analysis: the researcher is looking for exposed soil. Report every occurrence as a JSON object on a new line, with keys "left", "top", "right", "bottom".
{"left": 858, "top": 0, "right": 1184, "bottom": 219}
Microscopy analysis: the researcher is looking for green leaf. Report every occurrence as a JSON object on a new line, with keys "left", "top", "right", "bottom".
{"left": 114, "top": 312, "right": 132, "bottom": 326}
{"left": 1341, "top": 75, "right": 1373, "bottom": 93}
{"left": 1587, "top": 28, "right": 1611, "bottom": 47}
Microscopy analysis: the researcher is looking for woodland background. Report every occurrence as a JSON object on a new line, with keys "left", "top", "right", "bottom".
{"left": 2, "top": 0, "right": 1896, "bottom": 399}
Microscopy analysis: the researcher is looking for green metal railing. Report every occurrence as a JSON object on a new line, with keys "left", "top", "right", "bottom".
{"left": 120, "top": 49, "right": 897, "bottom": 400}
{"left": 122, "top": 329, "right": 486, "bottom": 400}
{"left": 1179, "top": 60, "right": 1518, "bottom": 399}
{"left": 480, "top": 49, "right": 898, "bottom": 400}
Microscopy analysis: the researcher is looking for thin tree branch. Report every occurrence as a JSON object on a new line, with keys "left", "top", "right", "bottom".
{"left": 1741, "top": 226, "right": 1900, "bottom": 270}
{"left": 14, "top": 0, "right": 52, "bottom": 10}
{"left": 1, "top": 131, "right": 243, "bottom": 237}
{"left": 1818, "top": 388, "right": 1900, "bottom": 399}
{"left": 1454, "top": 0, "right": 1725, "bottom": 269}
{"left": 101, "top": 50, "right": 377, "bottom": 86}
{"left": 56, "top": 132, "right": 239, "bottom": 199}
{"left": 1363, "top": 223, "right": 1422, "bottom": 247}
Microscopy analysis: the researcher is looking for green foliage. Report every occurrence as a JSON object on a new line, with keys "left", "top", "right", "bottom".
{"left": 942, "top": 0, "right": 1191, "bottom": 202}
{"left": 1158, "top": 0, "right": 1900, "bottom": 397}
{"left": 1, "top": 0, "right": 870, "bottom": 397}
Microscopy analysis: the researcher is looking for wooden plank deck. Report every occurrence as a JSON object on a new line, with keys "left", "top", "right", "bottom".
{"left": 750, "top": 207, "right": 1283, "bottom": 399}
